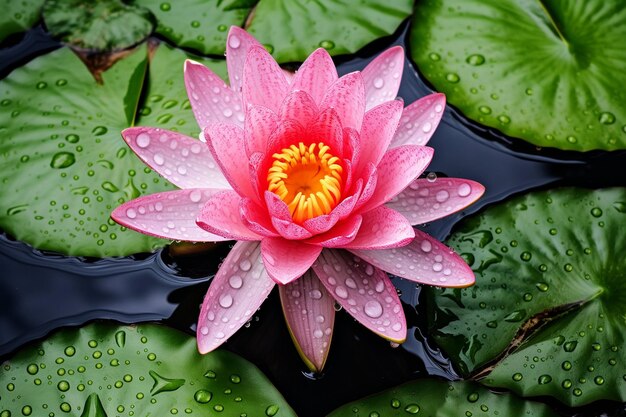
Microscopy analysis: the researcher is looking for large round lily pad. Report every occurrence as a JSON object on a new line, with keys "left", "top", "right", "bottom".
{"left": 0, "top": 322, "right": 296, "bottom": 416}
{"left": 326, "top": 379, "right": 558, "bottom": 417}
{"left": 42, "top": 0, "right": 155, "bottom": 51}
{"left": 246, "top": 0, "right": 413, "bottom": 63}
{"left": 428, "top": 187, "right": 626, "bottom": 405}
{"left": 131, "top": 0, "right": 252, "bottom": 56}
{"left": 0, "top": 0, "right": 45, "bottom": 43}
{"left": 410, "top": 0, "right": 626, "bottom": 151}
{"left": 0, "top": 43, "right": 226, "bottom": 257}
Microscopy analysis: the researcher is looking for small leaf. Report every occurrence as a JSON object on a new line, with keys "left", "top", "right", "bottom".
{"left": 42, "top": 0, "right": 155, "bottom": 52}
{"left": 410, "top": 0, "right": 626, "bottom": 151}
{"left": 0, "top": 0, "right": 45, "bottom": 42}
{"left": 326, "top": 379, "right": 558, "bottom": 416}
{"left": 428, "top": 187, "right": 626, "bottom": 405}
{"left": 131, "top": 0, "right": 251, "bottom": 56}
{"left": 247, "top": 0, "right": 413, "bottom": 63}
{"left": 0, "top": 322, "right": 297, "bottom": 416}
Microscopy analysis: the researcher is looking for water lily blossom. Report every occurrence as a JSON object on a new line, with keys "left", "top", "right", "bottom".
{"left": 112, "top": 27, "right": 484, "bottom": 371}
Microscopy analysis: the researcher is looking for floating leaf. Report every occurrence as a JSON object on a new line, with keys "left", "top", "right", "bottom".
{"left": 326, "top": 379, "right": 558, "bottom": 416}
{"left": 0, "top": 0, "right": 45, "bottom": 42}
{"left": 428, "top": 187, "right": 626, "bottom": 405}
{"left": 42, "top": 0, "right": 155, "bottom": 51}
{"left": 131, "top": 0, "right": 251, "bottom": 56}
{"left": 0, "top": 322, "right": 296, "bottom": 416}
{"left": 410, "top": 0, "right": 626, "bottom": 151}
{"left": 0, "top": 43, "right": 226, "bottom": 257}
{"left": 246, "top": 0, "right": 413, "bottom": 63}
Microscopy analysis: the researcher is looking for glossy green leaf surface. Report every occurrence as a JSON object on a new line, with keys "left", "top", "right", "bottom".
{"left": 410, "top": 0, "right": 626, "bottom": 151}
{"left": 0, "top": 44, "right": 226, "bottom": 257}
{"left": 428, "top": 187, "right": 626, "bottom": 405}
{"left": 42, "top": 0, "right": 155, "bottom": 51}
{"left": 247, "top": 0, "right": 413, "bottom": 63}
{"left": 132, "top": 0, "right": 251, "bottom": 56}
{"left": 326, "top": 379, "right": 558, "bottom": 417}
{"left": 0, "top": 0, "right": 44, "bottom": 42}
{"left": 0, "top": 322, "right": 296, "bottom": 416}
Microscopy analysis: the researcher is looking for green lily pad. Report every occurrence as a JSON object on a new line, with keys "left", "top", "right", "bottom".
{"left": 0, "top": 0, "right": 45, "bottom": 43}
{"left": 326, "top": 379, "right": 558, "bottom": 417}
{"left": 410, "top": 0, "right": 626, "bottom": 151}
{"left": 0, "top": 43, "right": 226, "bottom": 257}
{"left": 0, "top": 322, "right": 296, "bottom": 416}
{"left": 131, "top": 0, "right": 252, "bottom": 56}
{"left": 42, "top": 0, "right": 155, "bottom": 51}
{"left": 247, "top": 0, "right": 413, "bottom": 63}
{"left": 428, "top": 187, "right": 626, "bottom": 405}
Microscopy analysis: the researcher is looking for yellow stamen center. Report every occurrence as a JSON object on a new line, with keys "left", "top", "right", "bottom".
{"left": 267, "top": 142, "right": 343, "bottom": 223}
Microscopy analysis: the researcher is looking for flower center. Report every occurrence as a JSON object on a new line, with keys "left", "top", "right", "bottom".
{"left": 267, "top": 142, "right": 343, "bottom": 223}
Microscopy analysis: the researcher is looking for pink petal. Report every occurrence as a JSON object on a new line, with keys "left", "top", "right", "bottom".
{"left": 204, "top": 123, "right": 257, "bottom": 199}
{"left": 264, "top": 191, "right": 312, "bottom": 239}
{"left": 243, "top": 46, "right": 289, "bottom": 113}
{"left": 320, "top": 72, "right": 365, "bottom": 131}
{"left": 240, "top": 198, "right": 279, "bottom": 237}
{"left": 290, "top": 48, "right": 338, "bottom": 106}
{"left": 121, "top": 127, "right": 230, "bottom": 189}
{"left": 350, "top": 230, "right": 475, "bottom": 287}
{"left": 197, "top": 241, "right": 275, "bottom": 353}
{"left": 313, "top": 249, "right": 406, "bottom": 342}
{"left": 361, "top": 46, "right": 404, "bottom": 111}
{"left": 307, "top": 108, "right": 344, "bottom": 156}
{"left": 353, "top": 164, "right": 377, "bottom": 212}
{"left": 196, "top": 190, "right": 262, "bottom": 241}
{"left": 279, "top": 90, "right": 319, "bottom": 127}
{"left": 343, "top": 206, "right": 414, "bottom": 250}
{"left": 387, "top": 178, "right": 485, "bottom": 225}
{"left": 111, "top": 189, "right": 228, "bottom": 242}
{"left": 302, "top": 213, "right": 339, "bottom": 235}
{"left": 358, "top": 146, "right": 434, "bottom": 213}
{"left": 279, "top": 270, "right": 335, "bottom": 372}
{"left": 356, "top": 100, "right": 404, "bottom": 173}
{"left": 184, "top": 60, "right": 244, "bottom": 129}
{"left": 390, "top": 93, "right": 446, "bottom": 148}
{"left": 226, "top": 26, "right": 264, "bottom": 94}
{"left": 261, "top": 238, "right": 322, "bottom": 285}
{"left": 343, "top": 127, "right": 360, "bottom": 169}
{"left": 305, "top": 215, "right": 362, "bottom": 248}
{"left": 266, "top": 119, "right": 306, "bottom": 154}
{"left": 244, "top": 105, "right": 278, "bottom": 156}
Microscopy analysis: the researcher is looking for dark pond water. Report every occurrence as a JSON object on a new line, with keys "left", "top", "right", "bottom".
{"left": 1, "top": 21, "right": 626, "bottom": 417}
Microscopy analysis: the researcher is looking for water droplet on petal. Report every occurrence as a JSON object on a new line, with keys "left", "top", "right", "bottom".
{"left": 457, "top": 183, "right": 471, "bottom": 197}
{"left": 153, "top": 153, "right": 165, "bottom": 166}
{"left": 373, "top": 77, "right": 384, "bottom": 89}
{"left": 229, "top": 35, "right": 241, "bottom": 49}
{"left": 239, "top": 259, "right": 252, "bottom": 271}
{"left": 219, "top": 294, "right": 233, "bottom": 308}
{"left": 229, "top": 275, "right": 243, "bottom": 289}
{"left": 435, "top": 190, "right": 449, "bottom": 202}
{"left": 126, "top": 208, "right": 137, "bottom": 219}
{"left": 334, "top": 286, "right": 348, "bottom": 299}
{"left": 364, "top": 300, "right": 383, "bottom": 318}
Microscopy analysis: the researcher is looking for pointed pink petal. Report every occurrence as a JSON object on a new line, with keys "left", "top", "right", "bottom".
{"left": 343, "top": 127, "right": 360, "bottom": 169}
{"left": 205, "top": 123, "right": 257, "bottom": 199}
{"left": 390, "top": 93, "right": 446, "bottom": 148}
{"left": 343, "top": 206, "right": 414, "bottom": 250}
{"left": 243, "top": 46, "right": 289, "bottom": 113}
{"left": 290, "top": 48, "right": 338, "bottom": 106}
{"left": 307, "top": 108, "right": 344, "bottom": 155}
{"left": 305, "top": 215, "right": 362, "bottom": 248}
{"left": 261, "top": 238, "right": 322, "bottom": 285}
{"left": 184, "top": 60, "right": 244, "bottom": 129}
{"left": 353, "top": 164, "right": 377, "bottom": 212}
{"left": 350, "top": 229, "right": 475, "bottom": 287}
{"left": 196, "top": 190, "right": 262, "bottom": 241}
{"left": 279, "top": 90, "right": 319, "bottom": 127}
{"left": 112, "top": 189, "right": 228, "bottom": 242}
{"left": 359, "top": 146, "right": 434, "bottom": 213}
{"left": 244, "top": 105, "right": 278, "bottom": 156}
{"left": 264, "top": 192, "right": 313, "bottom": 239}
{"left": 121, "top": 127, "right": 230, "bottom": 189}
{"left": 320, "top": 72, "right": 365, "bottom": 131}
{"left": 226, "top": 26, "right": 264, "bottom": 94}
{"left": 387, "top": 178, "right": 485, "bottom": 225}
{"left": 197, "top": 241, "right": 275, "bottom": 353}
{"left": 361, "top": 46, "right": 404, "bottom": 111}
{"left": 266, "top": 119, "right": 306, "bottom": 154}
{"left": 313, "top": 249, "right": 406, "bottom": 342}
{"left": 279, "top": 270, "right": 335, "bottom": 372}
{"left": 356, "top": 100, "right": 404, "bottom": 173}
{"left": 302, "top": 213, "right": 339, "bottom": 235}
{"left": 240, "top": 198, "right": 279, "bottom": 237}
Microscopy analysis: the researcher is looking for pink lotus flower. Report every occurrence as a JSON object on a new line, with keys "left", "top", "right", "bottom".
{"left": 112, "top": 27, "right": 484, "bottom": 371}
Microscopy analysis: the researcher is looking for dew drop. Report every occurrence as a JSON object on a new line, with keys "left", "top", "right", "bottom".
{"left": 422, "top": 122, "right": 432, "bottom": 133}
{"left": 364, "top": 300, "right": 383, "bottom": 318}
{"left": 497, "top": 115, "right": 511, "bottom": 124}
{"left": 598, "top": 112, "right": 615, "bottom": 125}
{"left": 334, "top": 286, "right": 348, "bottom": 299}
{"left": 512, "top": 373, "right": 523, "bottom": 381}
{"left": 219, "top": 294, "right": 234, "bottom": 308}
{"left": 194, "top": 389, "right": 212, "bottom": 404}
{"left": 136, "top": 133, "right": 151, "bottom": 148}
{"left": 445, "top": 73, "right": 460, "bottom": 83}
{"left": 153, "top": 153, "right": 165, "bottom": 166}
{"left": 50, "top": 152, "right": 76, "bottom": 169}
{"left": 239, "top": 259, "right": 252, "bottom": 271}
{"left": 435, "top": 190, "right": 449, "bottom": 202}
{"left": 126, "top": 208, "right": 137, "bottom": 219}
{"left": 319, "top": 40, "right": 335, "bottom": 50}
{"left": 428, "top": 52, "right": 441, "bottom": 61}
{"left": 160, "top": 2, "right": 171, "bottom": 11}
{"left": 478, "top": 105, "right": 492, "bottom": 115}
{"left": 229, "top": 275, "right": 243, "bottom": 289}
{"left": 373, "top": 77, "right": 384, "bottom": 89}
